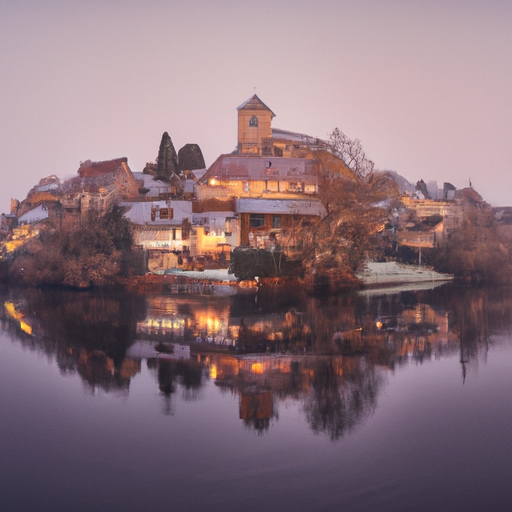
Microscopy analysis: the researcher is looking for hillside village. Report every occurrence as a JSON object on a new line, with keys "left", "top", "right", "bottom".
{"left": 1, "top": 94, "right": 511, "bottom": 287}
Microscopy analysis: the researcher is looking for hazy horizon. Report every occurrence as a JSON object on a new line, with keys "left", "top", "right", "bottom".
{"left": 2, "top": 0, "right": 511, "bottom": 211}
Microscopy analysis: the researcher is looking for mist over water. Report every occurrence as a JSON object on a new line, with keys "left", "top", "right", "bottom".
{"left": 1, "top": 283, "right": 511, "bottom": 511}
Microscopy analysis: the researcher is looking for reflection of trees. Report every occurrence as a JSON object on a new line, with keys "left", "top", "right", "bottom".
{"left": 2, "top": 288, "right": 146, "bottom": 394}
{"left": 208, "top": 353, "right": 383, "bottom": 438}
{"left": 148, "top": 358, "right": 206, "bottom": 415}
{"left": 5, "top": 283, "right": 512, "bottom": 427}
{"left": 303, "top": 357, "right": 384, "bottom": 440}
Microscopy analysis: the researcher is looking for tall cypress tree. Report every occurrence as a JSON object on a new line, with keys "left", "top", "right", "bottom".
{"left": 156, "top": 132, "right": 178, "bottom": 182}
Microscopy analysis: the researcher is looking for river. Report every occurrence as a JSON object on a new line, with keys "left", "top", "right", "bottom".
{"left": 1, "top": 282, "right": 511, "bottom": 511}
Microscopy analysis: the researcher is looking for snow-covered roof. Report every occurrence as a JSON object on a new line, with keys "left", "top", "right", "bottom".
{"left": 201, "top": 155, "right": 316, "bottom": 183}
{"left": 236, "top": 94, "right": 275, "bottom": 118}
{"left": 121, "top": 200, "right": 193, "bottom": 225}
{"left": 236, "top": 198, "right": 325, "bottom": 217}
{"left": 271, "top": 128, "right": 326, "bottom": 147}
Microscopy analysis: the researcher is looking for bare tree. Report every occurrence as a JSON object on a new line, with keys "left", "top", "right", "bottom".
{"left": 327, "top": 127, "right": 374, "bottom": 180}
{"left": 296, "top": 147, "right": 398, "bottom": 290}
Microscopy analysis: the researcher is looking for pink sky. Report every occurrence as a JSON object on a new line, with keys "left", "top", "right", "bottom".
{"left": 1, "top": 0, "right": 511, "bottom": 211}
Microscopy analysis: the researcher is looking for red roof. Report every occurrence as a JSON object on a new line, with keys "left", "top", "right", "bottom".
{"left": 77, "top": 157, "right": 128, "bottom": 178}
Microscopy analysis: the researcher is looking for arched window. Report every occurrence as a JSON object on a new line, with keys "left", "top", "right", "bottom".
{"left": 249, "top": 115, "right": 258, "bottom": 127}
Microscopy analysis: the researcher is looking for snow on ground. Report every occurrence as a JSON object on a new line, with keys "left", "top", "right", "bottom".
{"left": 357, "top": 262, "right": 454, "bottom": 285}
{"left": 162, "top": 268, "right": 237, "bottom": 282}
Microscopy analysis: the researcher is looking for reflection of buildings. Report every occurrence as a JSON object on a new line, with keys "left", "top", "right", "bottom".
{"left": 206, "top": 352, "right": 378, "bottom": 437}
{"left": 4, "top": 286, "right": 508, "bottom": 436}
{"left": 134, "top": 291, "right": 462, "bottom": 365}
{"left": 136, "top": 294, "right": 235, "bottom": 346}
{"left": 367, "top": 302, "right": 457, "bottom": 365}
{"left": 240, "top": 391, "right": 274, "bottom": 431}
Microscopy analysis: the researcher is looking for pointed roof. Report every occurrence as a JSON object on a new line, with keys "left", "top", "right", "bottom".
{"left": 236, "top": 94, "right": 275, "bottom": 118}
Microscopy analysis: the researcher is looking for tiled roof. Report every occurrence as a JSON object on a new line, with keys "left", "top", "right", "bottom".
{"left": 78, "top": 157, "right": 128, "bottom": 178}
{"left": 201, "top": 155, "right": 316, "bottom": 183}
{"left": 236, "top": 94, "right": 276, "bottom": 118}
{"left": 236, "top": 198, "right": 325, "bottom": 217}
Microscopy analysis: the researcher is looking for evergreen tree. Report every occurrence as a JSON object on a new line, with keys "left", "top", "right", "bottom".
{"left": 156, "top": 132, "right": 178, "bottom": 181}
{"left": 178, "top": 143, "right": 206, "bottom": 173}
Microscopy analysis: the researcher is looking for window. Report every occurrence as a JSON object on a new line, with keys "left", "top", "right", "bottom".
{"left": 249, "top": 115, "right": 258, "bottom": 127}
{"left": 160, "top": 208, "right": 169, "bottom": 219}
{"left": 272, "top": 216, "right": 281, "bottom": 228}
{"left": 249, "top": 214, "right": 266, "bottom": 228}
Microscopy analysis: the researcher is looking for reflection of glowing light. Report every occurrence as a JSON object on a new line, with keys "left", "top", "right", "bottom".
{"left": 251, "top": 363, "right": 263, "bottom": 374}
{"left": 20, "top": 321, "right": 32, "bottom": 335}
{"left": 197, "top": 314, "right": 222, "bottom": 334}
{"left": 142, "top": 317, "right": 185, "bottom": 331}
{"left": 210, "top": 365, "right": 217, "bottom": 379}
{"left": 4, "top": 301, "right": 33, "bottom": 335}
{"left": 5, "top": 302, "right": 19, "bottom": 319}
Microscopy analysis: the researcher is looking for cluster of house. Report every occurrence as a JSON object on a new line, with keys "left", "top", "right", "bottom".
{"left": 0, "top": 94, "right": 495, "bottom": 271}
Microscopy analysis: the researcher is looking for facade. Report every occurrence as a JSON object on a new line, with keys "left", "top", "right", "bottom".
{"left": 62, "top": 157, "right": 141, "bottom": 209}
{"left": 17, "top": 204, "right": 50, "bottom": 225}
{"left": 401, "top": 196, "right": 462, "bottom": 237}
{"left": 236, "top": 198, "right": 325, "bottom": 247}
{"left": 199, "top": 155, "right": 318, "bottom": 199}
{"left": 122, "top": 200, "right": 193, "bottom": 251}
{"left": 197, "top": 95, "right": 347, "bottom": 253}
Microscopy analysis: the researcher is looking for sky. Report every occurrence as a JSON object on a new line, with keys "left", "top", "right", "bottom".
{"left": 1, "top": 0, "right": 512, "bottom": 211}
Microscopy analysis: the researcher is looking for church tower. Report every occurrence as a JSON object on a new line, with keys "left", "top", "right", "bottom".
{"left": 236, "top": 95, "right": 275, "bottom": 155}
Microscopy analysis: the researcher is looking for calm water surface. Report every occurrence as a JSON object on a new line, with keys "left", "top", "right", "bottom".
{"left": 1, "top": 283, "right": 512, "bottom": 512}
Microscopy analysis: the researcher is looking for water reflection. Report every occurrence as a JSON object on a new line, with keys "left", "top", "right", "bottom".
{"left": 1, "top": 289, "right": 146, "bottom": 395}
{"left": 1, "top": 283, "right": 509, "bottom": 438}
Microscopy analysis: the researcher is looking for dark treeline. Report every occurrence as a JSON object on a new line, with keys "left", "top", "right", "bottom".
{"left": 6, "top": 206, "right": 144, "bottom": 289}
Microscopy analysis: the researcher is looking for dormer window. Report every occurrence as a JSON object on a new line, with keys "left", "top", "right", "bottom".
{"left": 249, "top": 115, "right": 258, "bottom": 127}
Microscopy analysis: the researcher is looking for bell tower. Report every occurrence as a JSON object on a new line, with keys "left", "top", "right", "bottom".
{"left": 236, "top": 95, "right": 275, "bottom": 155}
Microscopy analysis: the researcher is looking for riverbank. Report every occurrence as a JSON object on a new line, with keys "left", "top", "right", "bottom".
{"left": 124, "top": 262, "right": 454, "bottom": 295}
